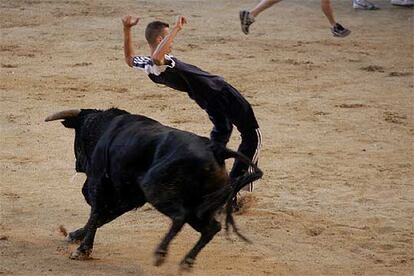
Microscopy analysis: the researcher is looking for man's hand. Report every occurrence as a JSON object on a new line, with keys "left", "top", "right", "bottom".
{"left": 122, "top": 16, "right": 140, "bottom": 29}
{"left": 123, "top": 16, "right": 139, "bottom": 67}
{"left": 174, "top": 16, "right": 187, "bottom": 31}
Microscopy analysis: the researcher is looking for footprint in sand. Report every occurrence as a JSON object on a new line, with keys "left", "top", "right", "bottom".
{"left": 388, "top": 71, "right": 412, "bottom": 77}
{"left": 18, "top": 53, "right": 35, "bottom": 58}
{"left": 378, "top": 244, "right": 396, "bottom": 251}
{"left": 305, "top": 226, "right": 324, "bottom": 237}
{"left": 383, "top": 111, "right": 408, "bottom": 125}
{"left": 284, "top": 59, "right": 314, "bottom": 66}
{"left": 0, "top": 235, "right": 8, "bottom": 241}
{"left": 1, "top": 64, "right": 18, "bottom": 68}
{"left": 313, "top": 111, "right": 330, "bottom": 116}
{"left": 1, "top": 192, "right": 20, "bottom": 200}
{"left": 102, "top": 87, "right": 128, "bottom": 94}
{"left": 335, "top": 103, "right": 366, "bottom": 109}
{"left": 64, "top": 87, "right": 87, "bottom": 92}
{"left": 0, "top": 45, "right": 19, "bottom": 52}
{"left": 186, "top": 43, "right": 200, "bottom": 49}
{"left": 372, "top": 225, "right": 396, "bottom": 235}
{"left": 360, "top": 65, "right": 385, "bottom": 73}
{"left": 6, "top": 114, "right": 17, "bottom": 122}
{"left": 71, "top": 62, "right": 92, "bottom": 67}
{"left": 170, "top": 118, "right": 193, "bottom": 124}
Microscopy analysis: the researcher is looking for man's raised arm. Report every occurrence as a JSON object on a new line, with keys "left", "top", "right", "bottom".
{"left": 152, "top": 16, "right": 187, "bottom": 65}
{"left": 122, "top": 16, "right": 140, "bottom": 67}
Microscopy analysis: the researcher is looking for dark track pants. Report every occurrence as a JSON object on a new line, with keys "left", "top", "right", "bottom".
{"left": 209, "top": 113, "right": 262, "bottom": 192}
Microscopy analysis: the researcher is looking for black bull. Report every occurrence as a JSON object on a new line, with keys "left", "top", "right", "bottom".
{"left": 45, "top": 108, "right": 263, "bottom": 269}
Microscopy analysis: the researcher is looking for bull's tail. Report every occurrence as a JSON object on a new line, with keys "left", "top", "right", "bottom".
{"left": 218, "top": 147, "right": 263, "bottom": 192}
{"left": 223, "top": 167, "right": 263, "bottom": 242}
{"left": 198, "top": 145, "right": 263, "bottom": 241}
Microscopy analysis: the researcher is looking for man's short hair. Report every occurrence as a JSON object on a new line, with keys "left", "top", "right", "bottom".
{"left": 145, "top": 21, "right": 169, "bottom": 45}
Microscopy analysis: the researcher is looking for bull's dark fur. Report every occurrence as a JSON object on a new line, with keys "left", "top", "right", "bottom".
{"left": 53, "top": 108, "right": 262, "bottom": 268}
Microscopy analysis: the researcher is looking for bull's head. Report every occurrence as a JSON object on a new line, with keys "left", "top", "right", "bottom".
{"left": 45, "top": 109, "right": 99, "bottom": 173}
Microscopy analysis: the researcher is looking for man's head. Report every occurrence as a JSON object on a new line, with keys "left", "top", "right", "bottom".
{"left": 145, "top": 21, "right": 170, "bottom": 48}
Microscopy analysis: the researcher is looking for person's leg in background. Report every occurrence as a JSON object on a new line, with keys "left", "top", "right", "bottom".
{"left": 320, "top": 0, "right": 351, "bottom": 37}
{"left": 239, "top": 0, "right": 282, "bottom": 34}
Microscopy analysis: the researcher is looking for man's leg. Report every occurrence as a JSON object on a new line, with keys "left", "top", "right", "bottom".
{"left": 250, "top": 0, "right": 283, "bottom": 17}
{"left": 207, "top": 111, "right": 233, "bottom": 146}
{"left": 240, "top": 0, "right": 283, "bottom": 34}
{"left": 321, "top": 0, "right": 351, "bottom": 37}
{"left": 321, "top": 0, "right": 352, "bottom": 38}
{"left": 320, "top": 0, "right": 336, "bottom": 26}
{"left": 230, "top": 128, "right": 262, "bottom": 192}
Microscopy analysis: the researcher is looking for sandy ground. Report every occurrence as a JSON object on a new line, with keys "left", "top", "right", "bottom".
{"left": 1, "top": 0, "right": 413, "bottom": 275}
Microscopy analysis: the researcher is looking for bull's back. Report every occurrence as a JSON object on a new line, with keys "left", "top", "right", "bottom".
{"left": 112, "top": 119, "right": 227, "bottom": 200}
{"left": 99, "top": 114, "right": 226, "bottom": 179}
{"left": 106, "top": 115, "right": 212, "bottom": 167}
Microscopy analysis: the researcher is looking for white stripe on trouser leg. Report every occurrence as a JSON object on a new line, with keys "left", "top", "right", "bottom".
{"left": 244, "top": 128, "right": 262, "bottom": 192}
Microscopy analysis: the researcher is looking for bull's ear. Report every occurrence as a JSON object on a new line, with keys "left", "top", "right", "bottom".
{"left": 61, "top": 117, "right": 79, "bottom": 129}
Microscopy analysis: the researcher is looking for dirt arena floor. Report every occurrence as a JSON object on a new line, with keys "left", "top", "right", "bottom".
{"left": 1, "top": 0, "right": 413, "bottom": 275}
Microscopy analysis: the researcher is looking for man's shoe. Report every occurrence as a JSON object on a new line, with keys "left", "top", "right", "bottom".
{"left": 391, "top": 0, "right": 414, "bottom": 6}
{"left": 239, "top": 10, "right": 255, "bottom": 35}
{"left": 331, "top": 23, "right": 351, "bottom": 38}
{"left": 353, "top": 0, "right": 380, "bottom": 9}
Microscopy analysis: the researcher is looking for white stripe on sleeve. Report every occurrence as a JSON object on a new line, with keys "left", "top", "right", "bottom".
{"left": 132, "top": 55, "right": 175, "bottom": 76}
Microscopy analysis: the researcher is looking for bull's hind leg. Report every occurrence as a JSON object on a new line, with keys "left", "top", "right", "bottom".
{"left": 141, "top": 163, "right": 189, "bottom": 266}
{"left": 153, "top": 206, "right": 187, "bottom": 266}
{"left": 180, "top": 217, "right": 221, "bottom": 270}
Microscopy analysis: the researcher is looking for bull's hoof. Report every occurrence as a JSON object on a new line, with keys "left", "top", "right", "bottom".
{"left": 179, "top": 257, "right": 195, "bottom": 271}
{"left": 153, "top": 249, "right": 167, "bottom": 266}
{"left": 65, "top": 229, "right": 85, "bottom": 244}
{"left": 65, "top": 234, "right": 80, "bottom": 244}
{"left": 69, "top": 249, "right": 91, "bottom": 260}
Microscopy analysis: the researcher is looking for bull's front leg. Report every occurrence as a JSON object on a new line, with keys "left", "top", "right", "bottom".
{"left": 66, "top": 227, "right": 86, "bottom": 243}
{"left": 69, "top": 212, "right": 99, "bottom": 260}
{"left": 68, "top": 205, "right": 134, "bottom": 259}
{"left": 65, "top": 211, "right": 117, "bottom": 244}
{"left": 68, "top": 175, "right": 102, "bottom": 259}
{"left": 65, "top": 178, "right": 91, "bottom": 243}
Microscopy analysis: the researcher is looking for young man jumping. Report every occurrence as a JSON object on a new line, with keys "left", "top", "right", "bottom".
{"left": 122, "top": 15, "right": 262, "bottom": 205}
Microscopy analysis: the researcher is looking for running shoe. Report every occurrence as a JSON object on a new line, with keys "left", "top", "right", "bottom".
{"left": 353, "top": 0, "right": 380, "bottom": 9}
{"left": 331, "top": 23, "right": 351, "bottom": 38}
{"left": 239, "top": 10, "right": 255, "bottom": 35}
{"left": 391, "top": 0, "right": 414, "bottom": 6}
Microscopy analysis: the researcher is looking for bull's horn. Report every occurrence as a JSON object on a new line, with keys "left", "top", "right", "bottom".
{"left": 45, "top": 109, "right": 81, "bottom": 122}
